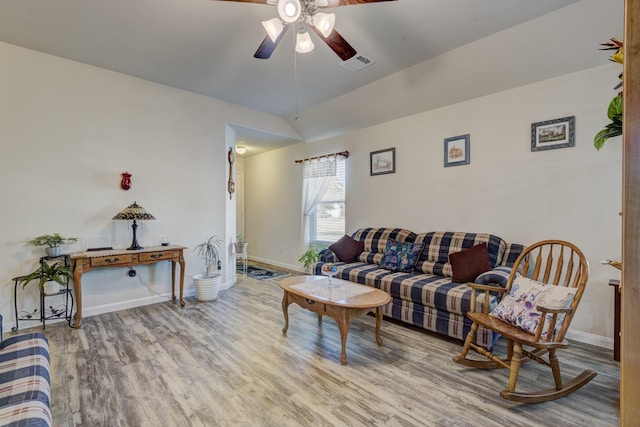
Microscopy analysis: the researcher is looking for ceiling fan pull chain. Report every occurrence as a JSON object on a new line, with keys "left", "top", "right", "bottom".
{"left": 293, "top": 32, "right": 300, "bottom": 121}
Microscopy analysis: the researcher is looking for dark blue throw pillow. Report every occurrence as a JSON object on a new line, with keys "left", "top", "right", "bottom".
{"left": 380, "top": 240, "right": 424, "bottom": 272}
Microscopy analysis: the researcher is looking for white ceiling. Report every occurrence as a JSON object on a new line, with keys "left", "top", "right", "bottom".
{"left": 0, "top": 0, "right": 593, "bottom": 154}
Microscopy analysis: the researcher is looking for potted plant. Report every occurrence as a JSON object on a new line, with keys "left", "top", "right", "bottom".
{"left": 234, "top": 234, "right": 248, "bottom": 253}
{"left": 193, "top": 234, "right": 223, "bottom": 301}
{"left": 18, "top": 260, "right": 73, "bottom": 295}
{"left": 28, "top": 233, "right": 78, "bottom": 257}
{"left": 594, "top": 38, "right": 624, "bottom": 150}
{"left": 298, "top": 247, "right": 320, "bottom": 273}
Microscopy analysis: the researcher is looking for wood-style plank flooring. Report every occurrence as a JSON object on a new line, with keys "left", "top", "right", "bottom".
{"left": 30, "top": 270, "right": 619, "bottom": 426}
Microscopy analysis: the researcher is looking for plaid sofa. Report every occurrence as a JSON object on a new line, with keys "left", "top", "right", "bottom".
{"left": 0, "top": 315, "right": 52, "bottom": 427}
{"left": 315, "top": 228, "right": 525, "bottom": 348}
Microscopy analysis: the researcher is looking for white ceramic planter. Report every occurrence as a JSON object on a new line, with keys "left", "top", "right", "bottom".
{"left": 43, "top": 281, "right": 61, "bottom": 295}
{"left": 46, "top": 247, "right": 61, "bottom": 257}
{"left": 193, "top": 274, "right": 222, "bottom": 301}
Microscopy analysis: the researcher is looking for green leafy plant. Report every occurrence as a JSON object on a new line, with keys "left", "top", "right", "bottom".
{"left": 298, "top": 247, "right": 320, "bottom": 268}
{"left": 594, "top": 37, "right": 624, "bottom": 150}
{"left": 594, "top": 94, "right": 623, "bottom": 151}
{"left": 27, "top": 233, "right": 78, "bottom": 248}
{"left": 18, "top": 260, "right": 73, "bottom": 290}
{"left": 236, "top": 234, "right": 247, "bottom": 243}
{"left": 194, "top": 235, "right": 223, "bottom": 278}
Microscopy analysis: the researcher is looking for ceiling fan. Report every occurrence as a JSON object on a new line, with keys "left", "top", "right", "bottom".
{"left": 216, "top": 0, "right": 397, "bottom": 61}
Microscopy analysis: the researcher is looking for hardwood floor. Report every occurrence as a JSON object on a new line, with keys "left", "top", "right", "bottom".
{"left": 34, "top": 272, "right": 619, "bottom": 426}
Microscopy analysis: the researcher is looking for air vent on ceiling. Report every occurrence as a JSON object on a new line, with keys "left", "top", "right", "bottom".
{"left": 340, "top": 53, "right": 375, "bottom": 72}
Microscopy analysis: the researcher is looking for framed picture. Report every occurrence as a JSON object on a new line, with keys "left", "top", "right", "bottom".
{"left": 370, "top": 148, "right": 396, "bottom": 176}
{"left": 444, "top": 134, "right": 470, "bottom": 167}
{"left": 531, "top": 116, "right": 575, "bottom": 152}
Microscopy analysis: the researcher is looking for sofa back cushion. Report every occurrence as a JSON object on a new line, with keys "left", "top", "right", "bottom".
{"left": 414, "top": 232, "right": 507, "bottom": 276}
{"left": 501, "top": 243, "right": 526, "bottom": 267}
{"left": 351, "top": 228, "right": 417, "bottom": 265}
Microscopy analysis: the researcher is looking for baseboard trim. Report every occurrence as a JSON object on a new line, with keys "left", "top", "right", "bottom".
{"left": 247, "top": 256, "right": 304, "bottom": 274}
{"left": 566, "top": 329, "right": 613, "bottom": 350}
{"left": 82, "top": 293, "right": 183, "bottom": 319}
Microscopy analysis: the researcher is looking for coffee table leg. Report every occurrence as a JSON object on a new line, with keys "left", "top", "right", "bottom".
{"left": 337, "top": 312, "right": 351, "bottom": 365}
{"left": 281, "top": 292, "right": 289, "bottom": 336}
{"left": 375, "top": 306, "right": 384, "bottom": 346}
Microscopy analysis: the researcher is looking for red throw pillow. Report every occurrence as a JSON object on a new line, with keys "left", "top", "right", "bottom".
{"left": 329, "top": 235, "right": 364, "bottom": 263}
{"left": 449, "top": 243, "right": 492, "bottom": 283}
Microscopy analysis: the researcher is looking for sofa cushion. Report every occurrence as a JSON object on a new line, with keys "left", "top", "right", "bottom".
{"left": 380, "top": 240, "right": 424, "bottom": 272}
{"left": 414, "top": 232, "right": 506, "bottom": 275}
{"left": 329, "top": 235, "right": 364, "bottom": 263}
{"left": 318, "top": 261, "right": 496, "bottom": 316}
{"left": 489, "top": 274, "right": 577, "bottom": 335}
{"left": 502, "top": 243, "right": 527, "bottom": 267}
{"left": 0, "top": 333, "right": 52, "bottom": 427}
{"left": 449, "top": 243, "right": 492, "bottom": 283}
{"left": 351, "top": 228, "right": 417, "bottom": 264}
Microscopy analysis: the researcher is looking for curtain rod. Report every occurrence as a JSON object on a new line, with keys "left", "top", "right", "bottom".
{"left": 294, "top": 150, "right": 349, "bottom": 164}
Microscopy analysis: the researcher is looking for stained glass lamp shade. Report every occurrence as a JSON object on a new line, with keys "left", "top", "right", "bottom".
{"left": 112, "top": 201, "right": 156, "bottom": 250}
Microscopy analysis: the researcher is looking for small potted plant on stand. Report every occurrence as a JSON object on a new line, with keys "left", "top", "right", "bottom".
{"left": 19, "top": 260, "right": 73, "bottom": 295}
{"left": 234, "top": 234, "right": 248, "bottom": 254}
{"left": 28, "top": 233, "right": 78, "bottom": 257}
{"left": 193, "top": 234, "right": 223, "bottom": 301}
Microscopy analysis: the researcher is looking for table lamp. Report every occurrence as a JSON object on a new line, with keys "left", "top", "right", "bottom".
{"left": 112, "top": 201, "right": 156, "bottom": 250}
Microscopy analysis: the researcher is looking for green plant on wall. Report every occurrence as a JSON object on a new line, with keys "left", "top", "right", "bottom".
{"left": 594, "top": 38, "right": 624, "bottom": 150}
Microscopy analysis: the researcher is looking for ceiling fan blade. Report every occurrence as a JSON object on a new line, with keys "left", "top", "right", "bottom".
{"left": 214, "top": 0, "right": 273, "bottom": 4}
{"left": 254, "top": 24, "right": 289, "bottom": 59}
{"left": 319, "top": 0, "right": 397, "bottom": 8}
{"left": 310, "top": 27, "right": 357, "bottom": 61}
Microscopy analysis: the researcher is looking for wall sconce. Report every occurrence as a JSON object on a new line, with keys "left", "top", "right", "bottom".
{"left": 120, "top": 172, "right": 132, "bottom": 190}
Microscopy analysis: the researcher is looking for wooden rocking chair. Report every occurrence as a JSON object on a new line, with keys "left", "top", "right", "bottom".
{"left": 453, "top": 240, "right": 597, "bottom": 403}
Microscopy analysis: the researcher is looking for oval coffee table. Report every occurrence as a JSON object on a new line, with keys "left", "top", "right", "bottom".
{"left": 279, "top": 275, "right": 391, "bottom": 365}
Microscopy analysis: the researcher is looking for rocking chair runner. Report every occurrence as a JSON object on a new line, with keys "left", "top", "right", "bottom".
{"left": 453, "top": 240, "right": 597, "bottom": 403}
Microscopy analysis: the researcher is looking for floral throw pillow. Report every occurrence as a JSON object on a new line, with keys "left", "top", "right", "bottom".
{"left": 380, "top": 240, "right": 424, "bottom": 272}
{"left": 489, "top": 274, "right": 577, "bottom": 336}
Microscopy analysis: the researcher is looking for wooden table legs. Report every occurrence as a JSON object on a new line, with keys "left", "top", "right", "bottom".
{"left": 281, "top": 291, "right": 385, "bottom": 365}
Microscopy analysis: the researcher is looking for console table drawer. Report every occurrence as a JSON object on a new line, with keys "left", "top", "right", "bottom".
{"left": 91, "top": 254, "right": 134, "bottom": 267}
{"left": 139, "top": 251, "right": 177, "bottom": 262}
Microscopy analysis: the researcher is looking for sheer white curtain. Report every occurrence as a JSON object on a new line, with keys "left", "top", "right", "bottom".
{"left": 301, "top": 156, "right": 337, "bottom": 247}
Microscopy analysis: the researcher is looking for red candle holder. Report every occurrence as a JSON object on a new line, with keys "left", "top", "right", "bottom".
{"left": 120, "top": 172, "right": 132, "bottom": 190}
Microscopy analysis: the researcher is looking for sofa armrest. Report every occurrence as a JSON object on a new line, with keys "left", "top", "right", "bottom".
{"left": 318, "top": 248, "right": 338, "bottom": 263}
{"left": 475, "top": 266, "right": 513, "bottom": 288}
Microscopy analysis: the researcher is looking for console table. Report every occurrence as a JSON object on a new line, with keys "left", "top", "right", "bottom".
{"left": 70, "top": 245, "right": 186, "bottom": 328}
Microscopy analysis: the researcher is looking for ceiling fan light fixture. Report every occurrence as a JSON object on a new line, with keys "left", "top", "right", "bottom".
{"left": 313, "top": 13, "right": 335, "bottom": 38}
{"left": 262, "top": 17, "right": 284, "bottom": 42}
{"left": 295, "top": 30, "right": 315, "bottom": 54}
{"left": 277, "top": 0, "right": 302, "bottom": 24}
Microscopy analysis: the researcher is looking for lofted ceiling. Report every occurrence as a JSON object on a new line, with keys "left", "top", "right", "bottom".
{"left": 0, "top": 0, "right": 596, "bottom": 154}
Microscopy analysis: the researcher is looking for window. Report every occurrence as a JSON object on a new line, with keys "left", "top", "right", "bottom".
{"left": 308, "top": 157, "right": 345, "bottom": 244}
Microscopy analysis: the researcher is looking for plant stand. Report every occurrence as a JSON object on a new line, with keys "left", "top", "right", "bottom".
{"left": 235, "top": 251, "right": 248, "bottom": 284}
{"left": 12, "top": 255, "right": 74, "bottom": 331}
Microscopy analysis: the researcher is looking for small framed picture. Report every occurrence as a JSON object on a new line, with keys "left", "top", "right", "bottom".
{"left": 444, "top": 134, "right": 470, "bottom": 167}
{"left": 531, "top": 116, "right": 575, "bottom": 152}
{"left": 370, "top": 148, "right": 396, "bottom": 176}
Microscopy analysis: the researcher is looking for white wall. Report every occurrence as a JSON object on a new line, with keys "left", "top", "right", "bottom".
{"left": 245, "top": 63, "right": 622, "bottom": 347}
{"left": 0, "top": 41, "right": 298, "bottom": 326}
